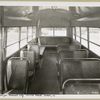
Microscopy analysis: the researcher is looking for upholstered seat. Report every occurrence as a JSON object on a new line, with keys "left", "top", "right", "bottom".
{"left": 60, "top": 58, "right": 100, "bottom": 91}
{"left": 57, "top": 44, "right": 81, "bottom": 53}
{"left": 20, "top": 50, "right": 36, "bottom": 77}
{"left": 57, "top": 49, "right": 88, "bottom": 80}
{"left": 57, "top": 49, "right": 88, "bottom": 64}
{"left": 39, "top": 37, "right": 72, "bottom": 47}
{"left": 7, "top": 57, "right": 29, "bottom": 94}
{"left": 29, "top": 44, "right": 40, "bottom": 64}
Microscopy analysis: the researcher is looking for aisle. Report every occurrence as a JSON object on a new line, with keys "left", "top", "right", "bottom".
{"left": 28, "top": 48, "right": 60, "bottom": 94}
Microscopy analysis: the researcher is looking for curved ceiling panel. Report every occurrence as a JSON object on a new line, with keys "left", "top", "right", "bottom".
{"left": 76, "top": 7, "right": 100, "bottom": 17}
{"left": 4, "top": 6, "right": 32, "bottom": 17}
{"left": 3, "top": 6, "right": 100, "bottom": 27}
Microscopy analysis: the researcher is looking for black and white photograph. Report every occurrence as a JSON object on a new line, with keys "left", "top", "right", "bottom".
{"left": 0, "top": 3, "right": 100, "bottom": 98}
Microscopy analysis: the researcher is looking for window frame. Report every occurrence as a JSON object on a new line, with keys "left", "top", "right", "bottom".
{"left": 75, "top": 26, "right": 100, "bottom": 56}
{"left": 5, "top": 26, "right": 34, "bottom": 58}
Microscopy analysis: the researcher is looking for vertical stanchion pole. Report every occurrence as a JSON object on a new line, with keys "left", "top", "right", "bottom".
{"left": 87, "top": 27, "right": 90, "bottom": 49}
{"left": 74, "top": 27, "right": 76, "bottom": 40}
{"left": 19, "top": 27, "right": 21, "bottom": 49}
{"left": 0, "top": 6, "right": 4, "bottom": 93}
{"left": 80, "top": 27, "right": 81, "bottom": 44}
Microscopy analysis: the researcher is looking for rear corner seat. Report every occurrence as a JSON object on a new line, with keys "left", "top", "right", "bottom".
{"left": 6, "top": 57, "right": 29, "bottom": 94}
{"left": 39, "top": 37, "right": 72, "bottom": 47}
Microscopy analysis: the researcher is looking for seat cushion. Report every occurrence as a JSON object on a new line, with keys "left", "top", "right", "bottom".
{"left": 23, "top": 50, "right": 35, "bottom": 71}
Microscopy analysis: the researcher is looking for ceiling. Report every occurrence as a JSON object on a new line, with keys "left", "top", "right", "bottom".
{"left": 1, "top": 6, "right": 100, "bottom": 27}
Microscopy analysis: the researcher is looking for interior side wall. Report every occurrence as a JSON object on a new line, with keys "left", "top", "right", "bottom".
{"left": 0, "top": 7, "right": 3, "bottom": 93}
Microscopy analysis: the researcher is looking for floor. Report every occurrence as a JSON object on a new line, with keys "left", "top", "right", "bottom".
{"left": 28, "top": 47, "right": 60, "bottom": 94}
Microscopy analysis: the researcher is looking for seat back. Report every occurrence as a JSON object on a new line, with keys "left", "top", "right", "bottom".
{"left": 39, "top": 37, "right": 72, "bottom": 46}
{"left": 58, "top": 49, "right": 88, "bottom": 62}
{"left": 57, "top": 44, "right": 81, "bottom": 53}
{"left": 60, "top": 58, "right": 100, "bottom": 89}
{"left": 73, "top": 49, "right": 89, "bottom": 58}
{"left": 82, "top": 60, "right": 100, "bottom": 78}
{"left": 29, "top": 44, "right": 39, "bottom": 63}
{"left": 20, "top": 50, "right": 35, "bottom": 71}
{"left": 7, "top": 57, "right": 28, "bottom": 91}
{"left": 57, "top": 49, "right": 88, "bottom": 75}
{"left": 60, "top": 59, "right": 82, "bottom": 84}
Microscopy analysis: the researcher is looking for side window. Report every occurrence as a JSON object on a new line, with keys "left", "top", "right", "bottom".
{"left": 20, "top": 27, "right": 27, "bottom": 48}
{"left": 89, "top": 28, "right": 100, "bottom": 56}
{"left": 73, "top": 27, "right": 76, "bottom": 40}
{"left": 76, "top": 27, "right": 80, "bottom": 42}
{"left": 6, "top": 27, "right": 19, "bottom": 57}
{"left": 32, "top": 26, "right": 36, "bottom": 39}
{"left": 81, "top": 27, "right": 88, "bottom": 48}
{"left": 28, "top": 27, "right": 32, "bottom": 42}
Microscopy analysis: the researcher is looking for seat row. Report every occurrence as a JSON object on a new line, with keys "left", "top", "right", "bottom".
{"left": 56, "top": 43, "right": 100, "bottom": 94}
{"left": 6, "top": 42, "right": 40, "bottom": 94}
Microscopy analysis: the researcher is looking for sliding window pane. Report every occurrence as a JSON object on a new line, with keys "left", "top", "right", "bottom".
{"left": 33, "top": 27, "right": 36, "bottom": 39}
{"left": 54, "top": 28, "right": 66, "bottom": 36}
{"left": 28, "top": 37, "right": 32, "bottom": 42}
{"left": 6, "top": 43, "right": 19, "bottom": 57}
{"left": 76, "top": 27, "right": 80, "bottom": 41}
{"left": 28, "top": 27, "right": 32, "bottom": 36}
{"left": 7, "top": 27, "right": 19, "bottom": 45}
{"left": 81, "top": 39, "right": 88, "bottom": 48}
{"left": 41, "top": 28, "right": 53, "bottom": 36}
{"left": 20, "top": 39, "right": 27, "bottom": 48}
{"left": 21, "top": 27, "right": 27, "bottom": 40}
{"left": 81, "top": 27, "right": 87, "bottom": 39}
{"left": 76, "top": 36, "right": 80, "bottom": 42}
{"left": 73, "top": 27, "right": 75, "bottom": 39}
{"left": 90, "top": 43, "right": 100, "bottom": 56}
{"left": 28, "top": 27, "right": 32, "bottom": 42}
{"left": 89, "top": 28, "right": 100, "bottom": 45}
{"left": 76, "top": 27, "right": 80, "bottom": 36}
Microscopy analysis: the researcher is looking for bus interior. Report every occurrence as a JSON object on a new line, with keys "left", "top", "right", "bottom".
{"left": 0, "top": 6, "right": 100, "bottom": 95}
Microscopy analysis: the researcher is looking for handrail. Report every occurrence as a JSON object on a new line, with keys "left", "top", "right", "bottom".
{"left": 59, "top": 49, "right": 88, "bottom": 53}
{"left": 62, "top": 58, "right": 100, "bottom": 61}
{"left": 3, "top": 89, "right": 14, "bottom": 95}
{"left": 6, "top": 38, "right": 27, "bottom": 47}
{"left": 9, "top": 57, "right": 27, "bottom": 61}
{"left": 62, "top": 78, "right": 100, "bottom": 90}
